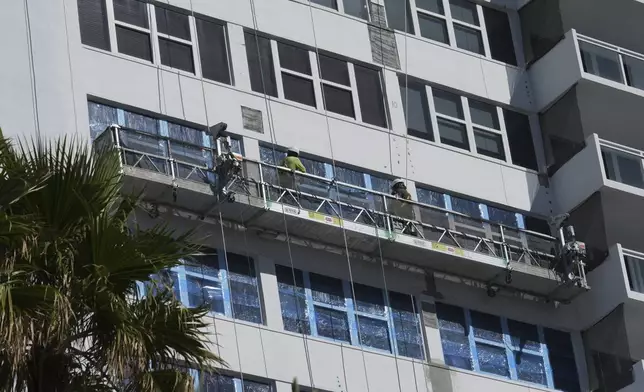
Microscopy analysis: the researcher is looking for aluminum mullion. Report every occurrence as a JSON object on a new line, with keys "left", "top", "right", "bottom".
{"left": 408, "top": 0, "right": 422, "bottom": 38}
{"left": 280, "top": 67, "right": 316, "bottom": 81}
{"left": 114, "top": 20, "right": 151, "bottom": 34}
{"left": 218, "top": 252, "right": 233, "bottom": 318}
{"left": 104, "top": 0, "right": 118, "bottom": 52}
{"left": 156, "top": 32, "right": 193, "bottom": 46}
{"left": 460, "top": 96, "right": 477, "bottom": 154}
{"left": 344, "top": 280, "right": 360, "bottom": 346}
{"left": 176, "top": 266, "right": 190, "bottom": 308}
{"left": 500, "top": 317, "right": 518, "bottom": 380}
{"left": 309, "top": 51, "right": 324, "bottom": 111}
{"left": 303, "top": 272, "right": 319, "bottom": 336}
{"left": 435, "top": 113, "right": 468, "bottom": 126}
{"left": 147, "top": 2, "right": 161, "bottom": 66}
{"left": 496, "top": 106, "right": 512, "bottom": 164}
{"left": 464, "top": 309, "right": 480, "bottom": 372}
{"left": 270, "top": 40, "right": 286, "bottom": 100}
{"left": 538, "top": 326, "right": 555, "bottom": 389}
{"left": 441, "top": 0, "right": 457, "bottom": 48}
{"left": 384, "top": 290, "right": 400, "bottom": 356}
{"left": 425, "top": 85, "right": 442, "bottom": 143}
{"left": 189, "top": 16, "right": 203, "bottom": 79}
{"left": 416, "top": 7, "right": 447, "bottom": 20}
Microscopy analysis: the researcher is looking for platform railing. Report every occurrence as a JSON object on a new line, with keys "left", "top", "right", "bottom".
{"left": 95, "top": 126, "right": 561, "bottom": 273}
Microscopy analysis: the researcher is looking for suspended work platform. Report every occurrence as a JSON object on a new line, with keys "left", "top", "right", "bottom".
{"left": 95, "top": 126, "right": 589, "bottom": 303}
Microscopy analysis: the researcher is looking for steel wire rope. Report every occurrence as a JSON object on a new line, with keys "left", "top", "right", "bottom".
{"left": 245, "top": 0, "right": 318, "bottom": 388}
{"left": 184, "top": 0, "right": 248, "bottom": 386}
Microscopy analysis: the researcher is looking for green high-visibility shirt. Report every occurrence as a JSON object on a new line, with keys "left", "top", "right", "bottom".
{"left": 279, "top": 156, "right": 306, "bottom": 173}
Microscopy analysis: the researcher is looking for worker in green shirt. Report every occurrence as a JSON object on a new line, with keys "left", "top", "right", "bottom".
{"left": 279, "top": 147, "right": 306, "bottom": 191}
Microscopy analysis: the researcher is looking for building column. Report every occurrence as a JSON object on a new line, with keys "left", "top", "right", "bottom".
{"left": 256, "top": 255, "right": 284, "bottom": 331}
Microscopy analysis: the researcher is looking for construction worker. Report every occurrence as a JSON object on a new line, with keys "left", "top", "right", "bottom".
{"left": 388, "top": 179, "right": 416, "bottom": 235}
{"left": 278, "top": 147, "right": 306, "bottom": 191}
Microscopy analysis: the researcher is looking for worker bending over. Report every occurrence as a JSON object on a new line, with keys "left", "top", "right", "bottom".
{"left": 389, "top": 178, "right": 417, "bottom": 236}
{"left": 279, "top": 147, "right": 306, "bottom": 191}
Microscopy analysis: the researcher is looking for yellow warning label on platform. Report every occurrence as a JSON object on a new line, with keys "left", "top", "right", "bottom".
{"left": 308, "top": 211, "right": 341, "bottom": 225}
{"left": 431, "top": 242, "right": 465, "bottom": 257}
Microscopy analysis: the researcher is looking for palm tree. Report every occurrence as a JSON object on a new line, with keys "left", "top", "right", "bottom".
{"left": 0, "top": 129, "right": 223, "bottom": 392}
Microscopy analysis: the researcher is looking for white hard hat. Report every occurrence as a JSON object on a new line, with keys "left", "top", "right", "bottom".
{"left": 287, "top": 146, "right": 300, "bottom": 155}
{"left": 392, "top": 178, "right": 406, "bottom": 187}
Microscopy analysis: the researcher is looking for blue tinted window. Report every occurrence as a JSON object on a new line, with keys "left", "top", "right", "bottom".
{"left": 197, "top": 372, "right": 273, "bottom": 392}
{"left": 436, "top": 304, "right": 579, "bottom": 391}
{"left": 87, "top": 101, "right": 118, "bottom": 139}
{"left": 275, "top": 267, "right": 424, "bottom": 359}
{"left": 417, "top": 188, "right": 445, "bottom": 208}
{"left": 165, "top": 251, "right": 262, "bottom": 324}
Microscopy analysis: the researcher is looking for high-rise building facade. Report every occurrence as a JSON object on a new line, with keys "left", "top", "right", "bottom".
{"left": 2, "top": 0, "right": 644, "bottom": 391}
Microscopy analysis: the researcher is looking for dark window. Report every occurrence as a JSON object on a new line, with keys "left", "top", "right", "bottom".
{"left": 474, "top": 129, "right": 505, "bottom": 160}
{"left": 278, "top": 42, "right": 311, "bottom": 75}
{"left": 355, "top": 65, "right": 387, "bottom": 127}
{"left": 418, "top": 14, "right": 449, "bottom": 44}
{"left": 113, "top": 0, "right": 148, "bottom": 28}
{"left": 524, "top": 216, "right": 550, "bottom": 235}
{"left": 624, "top": 55, "right": 644, "bottom": 90}
{"left": 196, "top": 18, "right": 231, "bottom": 84}
{"left": 319, "top": 55, "right": 350, "bottom": 86}
{"left": 158, "top": 38, "right": 194, "bottom": 73}
{"left": 77, "top": 0, "right": 111, "bottom": 50}
{"left": 469, "top": 99, "right": 499, "bottom": 129}
{"left": 322, "top": 84, "right": 355, "bottom": 118}
{"left": 399, "top": 76, "right": 432, "bottom": 140}
{"left": 436, "top": 303, "right": 472, "bottom": 370}
{"left": 454, "top": 24, "right": 484, "bottom": 54}
{"left": 417, "top": 0, "right": 443, "bottom": 14}
{"left": 87, "top": 101, "right": 118, "bottom": 138}
{"left": 282, "top": 73, "right": 316, "bottom": 107}
{"left": 115, "top": 25, "right": 152, "bottom": 61}
{"left": 544, "top": 328, "right": 580, "bottom": 392}
{"left": 155, "top": 7, "right": 190, "bottom": 40}
{"left": 438, "top": 118, "right": 468, "bottom": 150}
{"left": 244, "top": 32, "right": 277, "bottom": 97}
{"left": 226, "top": 252, "right": 262, "bottom": 324}
{"left": 344, "top": 0, "right": 369, "bottom": 20}
{"left": 276, "top": 265, "right": 310, "bottom": 334}
{"left": 483, "top": 6, "right": 517, "bottom": 65}
{"left": 383, "top": 0, "right": 414, "bottom": 34}
{"left": 503, "top": 109, "right": 538, "bottom": 170}
{"left": 450, "top": 0, "right": 479, "bottom": 25}
{"left": 311, "top": 0, "right": 337, "bottom": 10}
{"left": 433, "top": 89, "right": 463, "bottom": 119}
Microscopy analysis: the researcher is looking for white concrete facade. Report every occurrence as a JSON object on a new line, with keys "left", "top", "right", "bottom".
{"left": 4, "top": 0, "right": 644, "bottom": 391}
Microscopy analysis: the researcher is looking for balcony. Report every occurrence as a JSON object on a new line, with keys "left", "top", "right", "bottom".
{"left": 530, "top": 31, "right": 644, "bottom": 150}
{"left": 95, "top": 126, "right": 588, "bottom": 302}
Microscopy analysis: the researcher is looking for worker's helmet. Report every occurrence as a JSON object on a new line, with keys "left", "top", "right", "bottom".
{"left": 287, "top": 146, "right": 300, "bottom": 156}
{"left": 392, "top": 178, "right": 406, "bottom": 188}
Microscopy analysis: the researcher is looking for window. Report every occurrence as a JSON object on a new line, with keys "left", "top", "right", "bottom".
{"left": 165, "top": 251, "right": 263, "bottom": 324}
{"left": 77, "top": 0, "right": 111, "bottom": 50}
{"left": 601, "top": 147, "right": 644, "bottom": 189}
{"left": 87, "top": 101, "right": 118, "bottom": 138}
{"left": 190, "top": 371, "right": 273, "bottom": 392}
{"left": 245, "top": 33, "right": 388, "bottom": 127}
{"left": 399, "top": 76, "right": 433, "bottom": 140}
{"left": 483, "top": 6, "right": 517, "bottom": 65}
{"left": 77, "top": 0, "right": 233, "bottom": 82}
{"left": 579, "top": 41, "right": 624, "bottom": 84}
{"left": 275, "top": 265, "right": 424, "bottom": 359}
{"left": 436, "top": 303, "right": 580, "bottom": 391}
{"left": 433, "top": 88, "right": 468, "bottom": 151}
{"left": 383, "top": 0, "right": 415, "bottom": 34}
{"left": 503, "top": 109, "right": 538, "bottom": 170}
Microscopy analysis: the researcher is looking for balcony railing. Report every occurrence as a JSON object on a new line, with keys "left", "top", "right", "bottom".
{"left": 95, "top": 126, "right": 564, "bottom": 275}
{"left": 578, "top": 33, "right": 644, "bottom": 91}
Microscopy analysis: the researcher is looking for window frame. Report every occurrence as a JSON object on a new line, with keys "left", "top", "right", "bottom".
{"left": 98, "top": 0, "right": 233, "bottom": 82}
{"left": 437, "top": 303, "right": 566, "bottom": 389}
{"left": 275, "top": 265, "right": 425, "bottom": 359}
{"left": 247, "top": 32, "right": 388, "bottom": 128}
{"left": 601, "top": 146, "right": 644, "bottom": 188}
{"left": 169, "top": 250, "right": 264, "bottom": 324}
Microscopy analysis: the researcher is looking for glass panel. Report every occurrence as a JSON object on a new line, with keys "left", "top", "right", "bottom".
{"left": 315, "top": 306, "right": 350, "bottom": 342}
{"left": 370, "top": 175, "right": 392, "bottom": 194}
{"left": 168, "top": 123, "right": 203, "bottom": 146}
{"left": 503, "top": 109, "right": 537, "bottom": 170}
{"left": 469, "top": 100, "right": 499, "bottom": 129}
{"left": 418, "top": 13, "right": 449, "bottom": 44}
{"left": 507, "top": 319, "right": 541, "bottom": 351}
{"left": 357, "top": 315, "right": 391, "bottom": 351}
{"left": 78, "top": 0, "right": 111, "bottom": 50}
{"left": 476, "top": 343, "right": 509, "bottom": 377}
{"left": 318, "top": 54, "right": 350, "bottom": 86}
{"left": 226, "top": 253, "right": 262, "bottom": 323}
{"left": 488, "top": 206, "right": 517, "bottom": 228}
{"left": 399, "top": 77, "right": 433, "bottom": 140}
{"left": 474, "top": 129, "right": 505, "bottom": 160}
{"left": 390, "top": 292, "right": 423, "bottom": 360}
{"left": 436, "top": 303, "right": 472, "bottom": 369}
{"left": 243, "top": 380, "right": 272, "bottom": 392}
{"left": 282, "top": 73, "right": 316, "bottom": 107}
{"left": 624, "top": 55, "right": 644, "bottom": 90}
{"left": 437, "top": 118, "right": 469, "bottom": 150}
{"left": 202, "top": 373, "right": 236, "bottom": 392}
{"left": 196, "top": 18, "right": 231, "bottom": 84}
{"left": 432, "top": 89, "right": 463, "bottom": 119}
{"left": 616, "top": 154, "right": 644, "bottom": 188}
{"left": 383, "top": 0, "right": 414, "bottom": 33}
{"left": 454, "top": 24, "right": 484, "bottom": 54}
{"left": 449, "top": 0, "right": 479, "bottom": 25}
{"left": 155, "top": 7, "right": 190, "bottom": 40}
{"left": 113, "top": 0, "right": 148, "bottom": 28}
{"left": 417, "top": 188, "right": 445, "bottom": 208}
{"left": 515, "top": 352, "right": 547, "bottom": 385}
{"left": 276, "top": 265, "right": 310, "bottom": 334}
{"left": 124, "top": 111, "right": 158, "bottom": 134}
{"left": 344, "top": 0, "right": 369, "bottom": 20}
{"left": 579, "top": 41, "right": 624, "bottom": 83}
{"left": 278, "top": 42, "right": 312, "bottom": 75}
{"left": 417, "top": 0, "right": 444, "bottom": 14}
{"left": 354, "top": 65, "right": 387, "bottom": 127}
{"left": 311, "top": 0, "right": 337, "bottom": 9}
{"left": 116, "top": 25, "right": 152, "bottom": 61}
{"left": 245, "top": 33, "right": 277, "bottom": 97}
{"left": 310, "top": 273, "right": 346, "bottom": 307}
{"left": 353, "top": 283, "right": 385, "bottom": 315}
{"left": 159, "top": 37, "right": 195, "bottom": 73}
{"left": 450, "top": 196, "right": 480, "bottom": 218}
{"left": 334, "top": 166, "right": 366, "bottom": 187}
{"left": 87, "top": 102, "right": 117, "bottom": 139}
{"left": 470, "top": 310, "right": 503, "bottom": 343}
{"left": 483, "top": 6, "right": 517, "bottom": 65}
{"left": 186, "top": 275, "right": 225, "bottom": 314}
{"left": 322, "top": 84, "right": 355, "bottom": 118}
{"left": 184, "top": 254, "right": 219, "bottom": 277}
